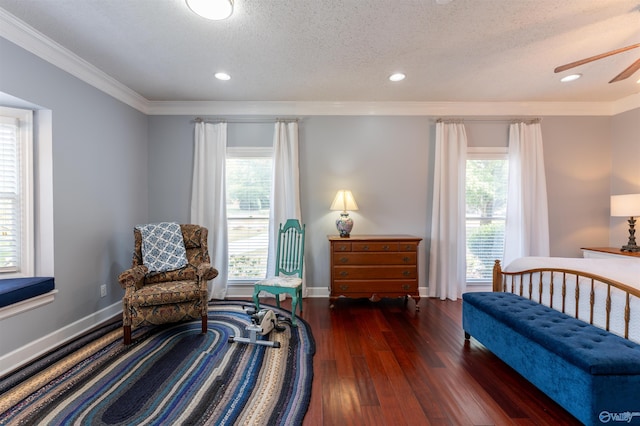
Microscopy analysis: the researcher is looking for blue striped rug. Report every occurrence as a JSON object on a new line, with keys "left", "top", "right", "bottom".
{"left": 0, "top": 301, "right": 315, "bottom": 425}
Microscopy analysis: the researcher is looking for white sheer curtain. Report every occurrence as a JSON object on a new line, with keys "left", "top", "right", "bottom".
{"left": 428, "top": 122, "right": 467, "bottom": 301}
{"left": 190, "top": 122, "right": 229, "bottom": 299}
{"left": 267, "top": 121, "right": 305, "bottom": 294}
{"left": 503, "top": 121, "right": 550, "bottom": 266}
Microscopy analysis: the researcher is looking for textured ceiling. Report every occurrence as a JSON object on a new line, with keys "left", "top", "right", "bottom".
{"left": 0, "top": 0, "right": 639, "bottom": 103}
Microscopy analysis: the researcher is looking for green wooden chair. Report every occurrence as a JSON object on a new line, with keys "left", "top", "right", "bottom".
{"left": 253, "top": 219, "right": 305, "bottom": 326}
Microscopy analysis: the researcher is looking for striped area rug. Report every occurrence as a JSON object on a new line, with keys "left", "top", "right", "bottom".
{"left": 0, "top": 301, "right": 315, "bottom": 425}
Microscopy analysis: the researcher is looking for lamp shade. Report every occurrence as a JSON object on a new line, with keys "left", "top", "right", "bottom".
{"left": 186, "top": 0, "right": 233, "bottom": 20}
{"left": 330, "top": 190, "right": 359, "bottom": 212}
{"left": 611, "top": 194, "right": 640, "bottom": 217}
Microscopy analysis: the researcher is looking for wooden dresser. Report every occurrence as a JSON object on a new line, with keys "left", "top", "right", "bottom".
{"left": 329, "top": 235, "right": 422, "bottom": 309}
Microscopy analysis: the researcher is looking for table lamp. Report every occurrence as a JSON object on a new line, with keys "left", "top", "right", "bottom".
{"left": 611, "top": 193, "right": 640, "bottom": 252}
{"left": 330, "top": 190, "right": 358, "bottom": 238}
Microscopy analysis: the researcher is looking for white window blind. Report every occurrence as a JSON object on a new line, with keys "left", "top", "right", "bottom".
{"left": 0, "top": 108, "right": 33, "bottom": 275}
{"left": 226, "top": 148, "right": 272, "bottom": 281}
{"left": 465, "top": 149, "right": 508, "bottom": 282}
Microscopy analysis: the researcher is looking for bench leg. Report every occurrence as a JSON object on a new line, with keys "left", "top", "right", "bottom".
{"left": 464, "top": 331, "right": 470, "bottom": 340}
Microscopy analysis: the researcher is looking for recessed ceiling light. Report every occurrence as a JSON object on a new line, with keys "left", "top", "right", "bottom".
{"left": 560, "top": 73, "right": 582, "bottom": 83}
{"left": 186, "top": 0, "right": 233, "bottom": 20}
{"left": 215, "top": 72, "right": 231, "bottom": 81}
{"left": 389, "top": 73, "right": 406, "bottom": 82}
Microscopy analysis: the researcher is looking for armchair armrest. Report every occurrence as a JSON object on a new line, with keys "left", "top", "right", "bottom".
{"left": 197, "top": 263, "right": 219, "bottom": 282}
{"left": 118, "top": 265, "right": 148, "bottom": 290}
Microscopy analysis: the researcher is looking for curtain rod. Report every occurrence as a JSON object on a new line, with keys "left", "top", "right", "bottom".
{"left": 436, "top": 117, "right": 542, "bottom": 124}
{"left": 193, "top": 117, "right": 299, "bottom": 124}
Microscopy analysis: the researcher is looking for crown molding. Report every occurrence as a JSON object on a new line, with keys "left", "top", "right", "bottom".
{"left": 611, "top": 93, "right": 640, "bottom": 116}
{"left": 2, "top": 8, "right": 638, "bottom": 118}
{"left": 145, "top": 100, "right": 634, "bottom": 116}
{"left": 0, "top": 8, "right": 148, "bottom": 113}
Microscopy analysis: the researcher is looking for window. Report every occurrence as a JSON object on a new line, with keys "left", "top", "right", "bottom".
{"left": 465, "top": 148, "right": 508, "bottom": 283}
{"left": 226, "top": 148, "right": 272, "bottom": 281}
{"left": 0, "top": 107, "right": 33, "bottom": 277}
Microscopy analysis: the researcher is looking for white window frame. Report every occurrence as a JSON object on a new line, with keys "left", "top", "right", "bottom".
{"left": 0, "top": 104, "right": 55, "bottom": 320}
{"left": 0, "top": 106, "right": 34, "bottom": 277}
{"left": 465, "top": 147, "right": 508, "bottom": 285}
{"left": 226, "top": 147, "right": 273, "bottom": 284}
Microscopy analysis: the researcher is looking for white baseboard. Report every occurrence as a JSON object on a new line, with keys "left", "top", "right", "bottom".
{"left": 226, "top": 285, "right": 431, "bottom": 299}
{"left": 0, "top": 301, "right": 122, "bottom": 377}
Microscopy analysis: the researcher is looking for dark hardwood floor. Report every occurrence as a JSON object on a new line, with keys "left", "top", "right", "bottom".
{"left": 271, "top": 296, "right": 582, "bottom": 426}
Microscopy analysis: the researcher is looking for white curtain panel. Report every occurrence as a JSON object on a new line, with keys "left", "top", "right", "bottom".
{"left": 267, "top": 121, "right": 305, "bottom": 295}
{"left": 503, "top": 121, "right": 550, "bottom": 266}
{"left": 190, "top": 122, "right": 229, "bottom": 299}
{"left": 428, "top": 122, "right": 467, "bottom": 301}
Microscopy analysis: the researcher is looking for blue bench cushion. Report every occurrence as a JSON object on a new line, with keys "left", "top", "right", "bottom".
{"left": 463, "top": 292, "right": 640, "bottom": 375}
{"left": 0, "top": 277, "right": 55, "bottom": 308}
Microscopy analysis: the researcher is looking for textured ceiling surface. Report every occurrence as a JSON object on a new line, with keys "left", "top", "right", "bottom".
{"left": 0, "top": 0, "right": 639, "bottom": 103}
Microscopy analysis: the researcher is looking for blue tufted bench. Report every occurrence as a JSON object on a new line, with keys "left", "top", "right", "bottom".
{"left": 0, "top": 277, "right": 55, "bottom": 308}
{"left": 463, "top": 291, "right": 640, "bottom": 425}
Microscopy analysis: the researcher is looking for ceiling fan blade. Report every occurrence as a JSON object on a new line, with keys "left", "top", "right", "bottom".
{"left": 609, "top": 58, "right": 640, "bottom": 83}
{"left": 554, "top": 43, "right": 640, "bottom": 73}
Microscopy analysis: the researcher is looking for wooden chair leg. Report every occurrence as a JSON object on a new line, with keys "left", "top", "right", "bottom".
{"left": 290, "top": 295, "right": 298, "bottom": 326}
{"left": 202, "top": 315, "right": 208, "bottom": 334}
{"left": 124, "top": 325, "right": 131, "bottom": 345}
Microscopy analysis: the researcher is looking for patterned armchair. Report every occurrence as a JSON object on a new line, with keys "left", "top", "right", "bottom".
{"left": 118, "top": 224, "right": 218, "bottom": 344}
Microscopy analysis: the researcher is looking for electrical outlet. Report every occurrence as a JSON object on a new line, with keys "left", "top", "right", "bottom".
{"left": 100, "top": 284, "right": 107, "bottom": 298}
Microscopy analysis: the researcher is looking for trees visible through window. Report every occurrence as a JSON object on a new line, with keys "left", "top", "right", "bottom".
{"left": 226, "top": 148, "right": 272, "bottom": 281}
{"left": 466, "top": 149, "right": 508, "bottom": 282}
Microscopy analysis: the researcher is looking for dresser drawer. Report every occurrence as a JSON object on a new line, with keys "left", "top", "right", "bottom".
{"left": 399, "top": 242, "right": 418, "bottom": 252}
{"left": 333, "top": 280, "right": 418, "bottom": 293}
{"left": 333, "top": 265, "right": 416, "bottom": 280}
{"left": 351, "top": 242, "right": 399, "bottom": 252}
{"left": 333, "top": 252, "right": 416, "bottom": 266}
{"left": 332, "top": 242, "right": 352, "bottom": 252}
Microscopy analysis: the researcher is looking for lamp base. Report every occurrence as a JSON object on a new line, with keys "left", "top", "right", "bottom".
{"left": 336, "top": 212, "right": 353, "bottom": 238}
{"left": 621, "top": 216, "right": 638, "bottom": 252}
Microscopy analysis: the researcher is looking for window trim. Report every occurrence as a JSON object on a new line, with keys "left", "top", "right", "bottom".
{"left": 226, "top": 146, "right": 273, "bottom": 284}
{"left": 465, "top": 146, "right": 509, "bottom": 285}
{"left": 0, "top": 104, "right": 55, "bottom": 318}
{"left": 0, "top": 106, "right": 34, "bottom": 278}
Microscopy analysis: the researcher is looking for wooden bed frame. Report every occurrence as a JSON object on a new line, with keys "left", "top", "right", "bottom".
{"left": 492, "top": 259, "right": 640, "bottom": 341}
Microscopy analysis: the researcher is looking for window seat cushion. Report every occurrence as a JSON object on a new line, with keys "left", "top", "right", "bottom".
{"left": 0, "top": 277, "right": 55, "bottom": 308}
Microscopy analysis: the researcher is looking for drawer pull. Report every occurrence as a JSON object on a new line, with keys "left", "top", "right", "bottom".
{"left": 340, "top": 257, "right": 349, "bottom": 263}
{"left": 339, "top": 285, "right": 349, "bottom": 291}
{"left": 402, "top": 271, "right": 411, "bottom": 277}
{"left": 362, "top": 245, "right": 369, "bottom": 251}
{"left": 402, "top": 284, "right": 411, "bottom": 290}
{"left": 340, "top": 271, "right": 349, "bottom": 277}
{"left": 382, "top": 245, "right": 390, "bottom": 251}
{"left": 403, "top": 256, "right": 410, "bottom": 263}
{"left": 404, "top": 245, "right": 413, "bottom": 250}
{"left": 339, "top": 246, "right": 347, "bottom": 251}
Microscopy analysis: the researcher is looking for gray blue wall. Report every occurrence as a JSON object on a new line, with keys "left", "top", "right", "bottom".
{"left": 1, "top": 37, "right": 148, "bottom": 355}
{"left": 1, "top": 33, "right": 639, "bottom": 364}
